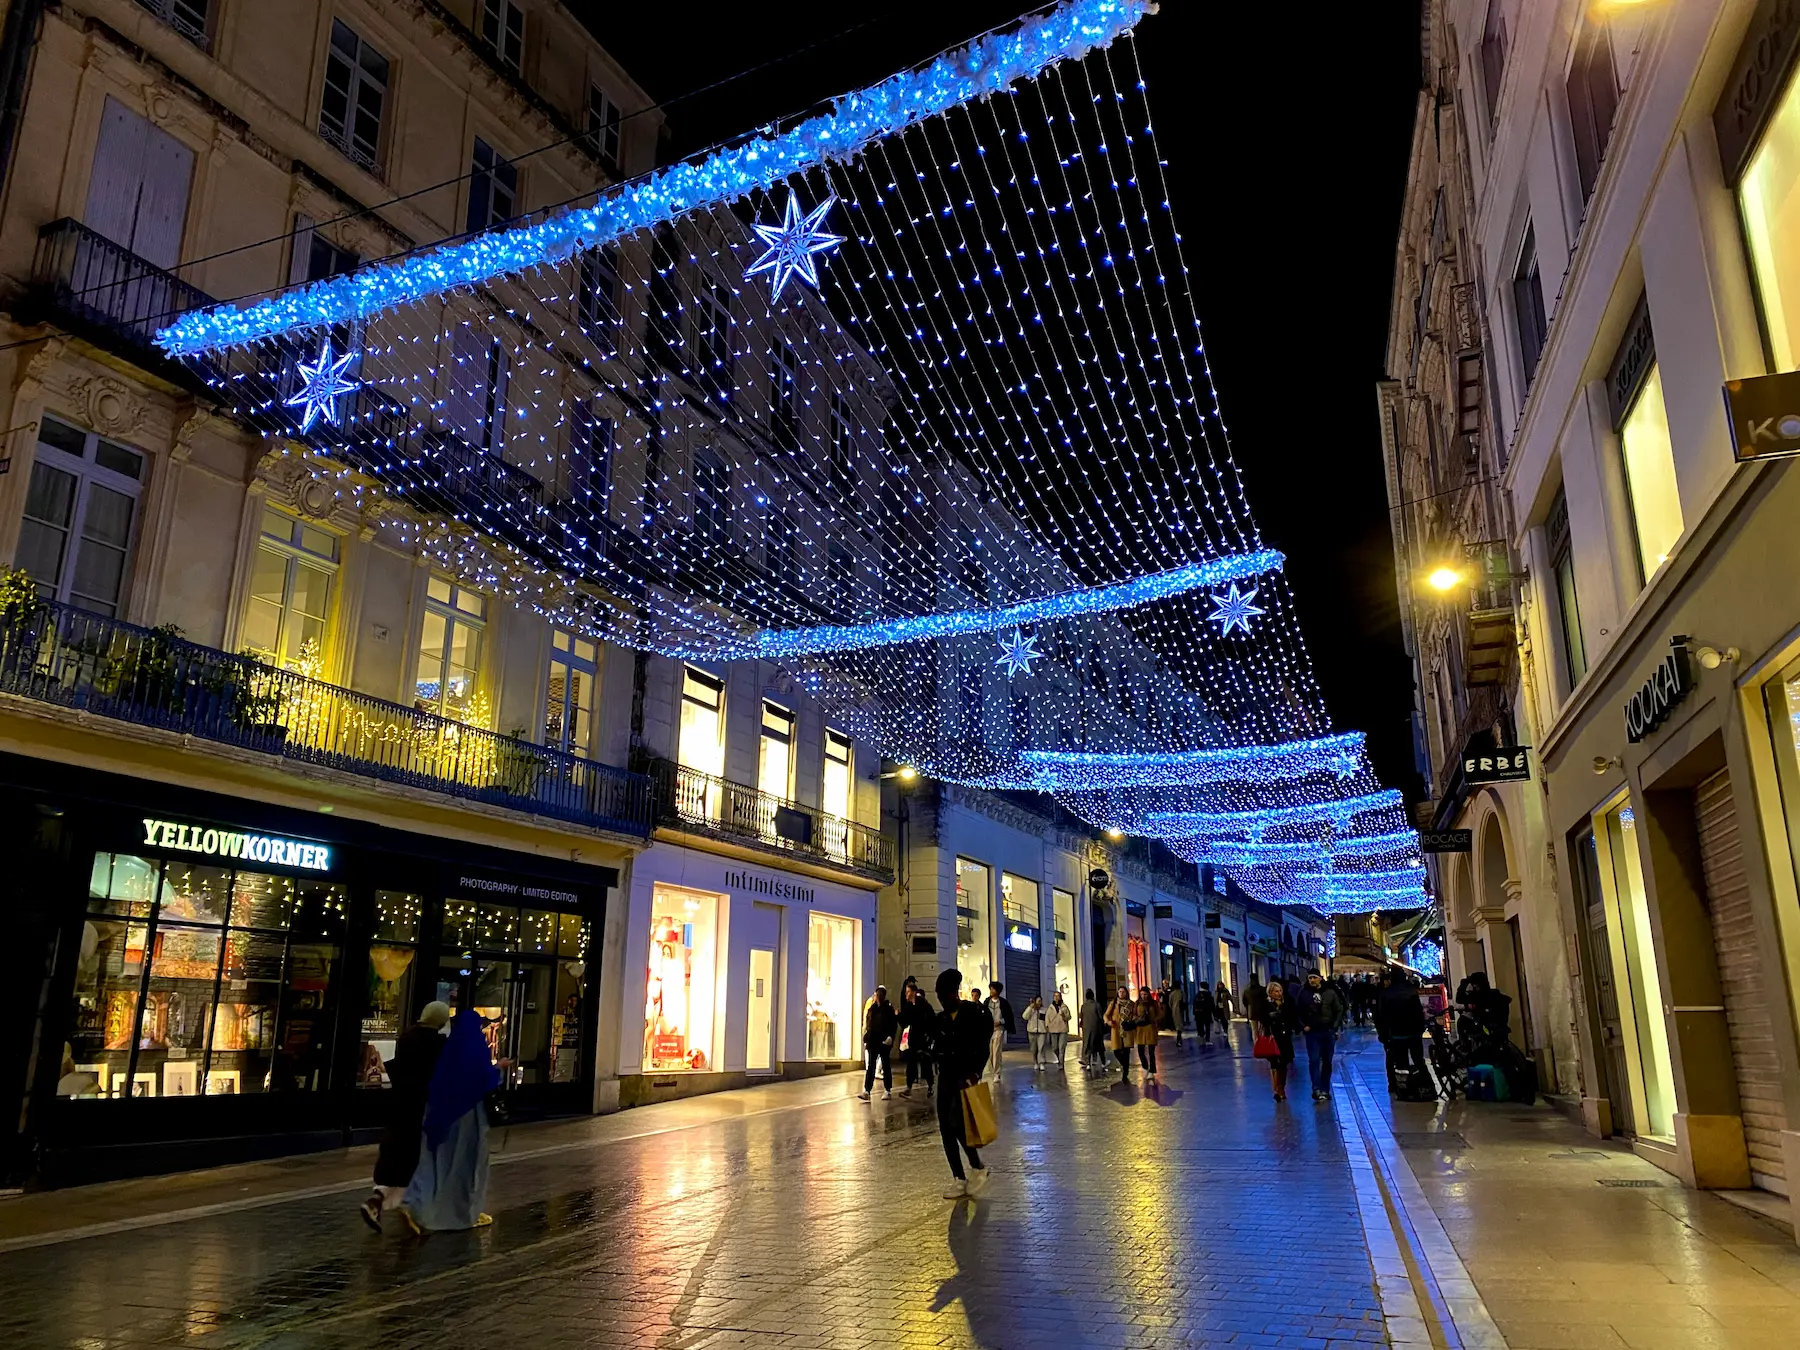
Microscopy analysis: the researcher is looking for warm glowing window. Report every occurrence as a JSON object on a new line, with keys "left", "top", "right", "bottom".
{"left": 805, "top": 912, "right": 857, "bottom": 1060}
{"left": 242, "top": 508, "right": 337, "bottom": 669}
{"left": 415, "top": 575, "right": 485, "bottom": 720}
{"left": 643, "top": 885, "right": 719, "bottom": 1071}
{"left": 1618, "top": 364, "right": 1682, "bottom": 583}
{"left": 823, "top": 728, "right": 851, "bottom": 820}
{"left": 1741, "top": 66, "right": 1800, "bottom": 371}
{"left": 956, "top": 857, "right": 993, "bottom": 991}
{"left": 758, "top": 701, "right": 794, "bottom": 800}
{"left": 546, "top": 629, "right": 598, "bottom": 757}
{"left": 678, "top": 667, "right": 725, "bottom": 778}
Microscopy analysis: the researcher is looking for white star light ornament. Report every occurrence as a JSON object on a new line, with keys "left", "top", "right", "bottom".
{"left": 746, "top": 192, "right": 845, "bottom": 301}
{"left": 995, "top": 627, "right": 1041, "bottom": 678}
{"left": 1331, "top": 748, "right": 1362, "bottom": 781}
{"left": 1208, "top": 583, "right": 1265, "bottom": 636}
{"left": 284, "top": 339, "right": 361, "bottom": 433}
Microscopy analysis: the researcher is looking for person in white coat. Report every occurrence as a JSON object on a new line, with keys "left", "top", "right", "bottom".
{"left": 1023, "top": 996, "right": 1047, "bottom": 1068}
{"left": 1042, "top": 991, "right": 1072, "bottom": 1069}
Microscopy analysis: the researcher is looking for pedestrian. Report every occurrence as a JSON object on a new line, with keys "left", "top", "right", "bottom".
{"left": 899, "top": 981, "right": 936, "bottom": 1097}
{"left": 1024, "top": 995, "right": 1047, "bottom": 1069}
{"left": 1295, "top": 971, "right": 1345, "bottom": 1102}
{"left": 984, "top": 981, "right": 1016, "bottom": 1082}
{"left": 1078, "top": 987, "right": 1105, "bottom": 1073}
{"left": 1244, "top": 975, "right": 1267, "bottom": 1030}
{"left": 859, "top": 985, "right": 898, "bottom": 1100}
{"left": 399, "top": 1007, "right": 502, "bottom": 1232}
{"left": 360, "top": 1000, "right": 450, "bottom": 1231}
{"left": 1167, "top": 980, "right": 1186, "bottom": 1047}
{"left": 1132, "top": 985, "right": 1160, "bottom": 1083}
{"left": 1106, "top": 989, "right": 1133, "bottom": 1079}
{"left": 1192, "top": 982, "right": 1215, "bottom": 1048}
{"left": 1378, "top": 971, "right": 1429, "bottom": 1093}
{"left": 1044, "top": 989, "right": 1071, "bottom": 1068}
{"left": 932, "top": 968, "right": 993, "bottom": 1199}
{"left": 1255, "top": 978, "right": 1297, "bottom": 1102}
{"left": 1214, "top": 981, "right": 1234, "bottom": 1036}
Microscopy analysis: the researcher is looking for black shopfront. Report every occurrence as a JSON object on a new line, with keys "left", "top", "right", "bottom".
{"left": 0, "top": 754, "right": 616, "bottom": 1187}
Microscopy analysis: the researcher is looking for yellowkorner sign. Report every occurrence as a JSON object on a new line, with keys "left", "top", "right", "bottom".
{"left": 143, "top": 817, "right": 331, "bottom": 871}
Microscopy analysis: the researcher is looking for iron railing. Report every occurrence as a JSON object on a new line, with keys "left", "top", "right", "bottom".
{"left": 0, "top": 598, "right": 652, "bottom": 838}
{"left": 642, "top": 757, "right": 894, "bottom": 881}
{"left": 32, "top": 219, "right": 218, "bottom": 366}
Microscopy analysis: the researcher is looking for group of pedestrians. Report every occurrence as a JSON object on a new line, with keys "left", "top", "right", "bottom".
{"left": 1022, "top": 991, "right": 1075, "bottom": 1068}
{"left": 1248, "top": 971, "right": 1347, "bottom": 1103}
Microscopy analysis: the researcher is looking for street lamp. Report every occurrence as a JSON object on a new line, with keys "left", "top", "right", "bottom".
{"left": 1426, "top": 566, "right": 1464, "bottom": 592}
{"left": 1106, "top": 827, "right": 1125, "bottom": 841}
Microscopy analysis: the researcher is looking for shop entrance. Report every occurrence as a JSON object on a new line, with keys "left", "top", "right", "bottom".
{"left": 1091, "top": 902, "right": 1114, "bottom": 1004}
{"left": 1573, "top": 828, "right": 1634, "bottom": 1135}
{"left": 745, "top": 902, "right": 781, "bottom": 1073}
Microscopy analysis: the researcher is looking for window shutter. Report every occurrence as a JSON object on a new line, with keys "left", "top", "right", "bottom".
{"left": 131, "top": 117, "right": 195, "bottom": 270}
{"left": 84, "top": 97, "right": 151, "bottom": 249}
{"left": 289, "top": 215, "right": 316, "bottom": 288}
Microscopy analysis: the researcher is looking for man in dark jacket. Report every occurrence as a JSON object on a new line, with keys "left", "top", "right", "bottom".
{"left": 1295, "top": 972, "right": 1345, "bottom": 1102}
{"left": 1192, "top": 983, "right": 1215, "bottom": 1047}
{"left": 934, "top": 969, "right": 994, "bottom": 1197}
{"left": 859, "top": 985, "right": 899, "bottom": 1100}
{"left": 1380, "top": 973, "right": 1429, "bottom": 1093}
{"left": 360, "top": 1000, "right": 451, "bottom": 1230}
{"left": 898, "top": 981, "right": 936, "bottom": 1097}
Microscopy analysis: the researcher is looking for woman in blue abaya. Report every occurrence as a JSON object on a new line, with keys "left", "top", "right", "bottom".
{"left": 401, "top": 1008, "right": 501, "bottom": 1232}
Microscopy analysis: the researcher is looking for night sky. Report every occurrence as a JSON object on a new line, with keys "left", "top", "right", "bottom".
{"left": 580, "top": 1, "right": 1427, "bottom": 799}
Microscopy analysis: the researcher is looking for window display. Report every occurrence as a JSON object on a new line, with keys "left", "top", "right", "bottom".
{"left": 436, "top": 897, "right": 591, "bottom": 1088}
{"left": 1600, "top": 802, "right": 1676, "bottom": 1140}
{"left": 70, "top": 853, "right": 346, "bottom": 1099}
{"left": 955, "top": 857, "right": 993, "bottom": 990}
{"left": 806, "top": 912, "right": 857, "bottom": 1059}
{"left": 643, "top": 885, "right": 719, "bottom": 1071}
{"left": 358, "top": 890, "right": 421, "bottom": 1086}
{"left": 1053, "top": 887, "right": 1077, "bottom": 1001}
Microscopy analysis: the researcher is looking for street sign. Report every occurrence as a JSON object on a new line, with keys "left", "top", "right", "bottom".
{"left": 1419, "top": 829, "right": 1473, "bottom": 853}
{"left": 1724, "top": 370, "right": 1800, "bottom": 462}
{"left": 1463, "top": 746, "right": 1530, "bottom": 783}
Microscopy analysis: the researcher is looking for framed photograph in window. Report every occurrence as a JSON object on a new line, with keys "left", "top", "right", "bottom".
{"left": 162, "top": 1061, "right": 200, "bottom": 1098}
{"left": 204, "top": 1069, "right": 242, "bottom": 1096}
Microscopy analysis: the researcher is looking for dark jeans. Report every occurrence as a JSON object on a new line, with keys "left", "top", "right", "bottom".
{"left": 1385, "top": 1035, "right": 1427, "bottom": 1086}
{"left": 1137, "top": 1041, "right": 1158, "bottom": 1074}
{"left": 864, "top": 1046, "right": 892, "bottom": 1092}
{"left": 905, "top": 1048, "right": 934, "bottom": 1090}
{"left": 936, "top": 1077, "right": 982, "bottom": 1180}
{"left": 1114, "top": 1046, "right": 1131, "bottom": 1076}
{"left": 1305, "top": 1028, "right": 1336, "bottom": 1093}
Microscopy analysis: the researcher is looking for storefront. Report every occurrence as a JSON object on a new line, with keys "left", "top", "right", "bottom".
{"left": 618, "top": 843, "right": 877, "bottom": 1106}
{"left": 0, "top": 754, "right": 616, "bottom": 1187}
{"left": 1157, "top": 910, "right": 1202, "bottom": 1014}
{"left": 1125, "top": 901, "right": 1149, "bottom": 995}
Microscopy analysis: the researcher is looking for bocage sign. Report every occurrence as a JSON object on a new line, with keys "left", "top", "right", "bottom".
{"left": 1624, "top": 644, "right": 1692, "bottom": 744}
{"left": 143, "top": 817, "right": 331, "bottom": 871}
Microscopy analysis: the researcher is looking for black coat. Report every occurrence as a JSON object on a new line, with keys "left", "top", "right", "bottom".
{"left": 372, "top": 1022, "right": 446, "bottom": 1186}
{"left": 1255, "top": 997, "right": 1297, "bottom": 1064}
{"left": 1377, "top": 983, "right": 1427, "bottom": 1038}
{"left": 897, "top": 995, "right": 935, "bottom": 1051}
{"left": 863, "top": 999, "right": 899, "bottom": 1050}
{"left": 934, "top": 1002, "right": 994, "bottom": 1086}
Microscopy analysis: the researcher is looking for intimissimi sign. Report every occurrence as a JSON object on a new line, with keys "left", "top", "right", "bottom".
{"left": 725, "top": 869, "right": 815, "bottom": 903}
{"left": 143, "top": 817, "right": 331, "bottom": 871}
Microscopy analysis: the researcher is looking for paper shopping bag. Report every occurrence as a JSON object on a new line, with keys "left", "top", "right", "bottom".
{"left": 961, "top": 1081, "right": 998, "bottom": 1147}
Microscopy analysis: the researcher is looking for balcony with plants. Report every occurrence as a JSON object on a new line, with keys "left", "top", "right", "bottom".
{"left": 0, "top": 570, "right": 651, "bottom": 838}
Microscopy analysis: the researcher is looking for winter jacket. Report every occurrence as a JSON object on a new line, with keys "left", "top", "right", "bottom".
{"left": 1044, "top": 997, "right": 1072, "bottom": 1034}
{"left": 1296, "top": 983, "right": 1345, "bottom": 1034}
{"left": 863, "top": 999, "right": 899, "bottom": 1050}
{"left": 897, "top": 994, "right": 935, "bottom": 1052}
{"left": 1132, "top": 995, "right": 1160, "bottom": 1047}
{"left": 1024, "top": 1002, "right": 1047, "bottom": 1034}
{"left": 934, "top": 1001, "right": 995, "bottom": 1086}
{"left": 1105, "top": 996, "right": 1132, "bottom": 1051}
{"left": 1377, "top": 983, "right": 1427, "bottom": 1039}
{"left": 986, "top": 996, "right": 1016, "bottom": 1036}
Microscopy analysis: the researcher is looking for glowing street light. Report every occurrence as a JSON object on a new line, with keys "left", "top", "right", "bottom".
{"left": 1426, "top": 566, "right": 1465, "bottom": 593}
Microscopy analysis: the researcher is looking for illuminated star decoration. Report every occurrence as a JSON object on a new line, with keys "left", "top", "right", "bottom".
{"left": 283, "top": 338, "right": 360, "bottom": 433}
{"left": 995, "top": 627, "right": 1041, "bottom": 678}
{"left": 1208, "top": 583, "right": 1265, "bottom": 636}
{"left": 1331, "top": 748, "right": 1362, "bottom": 781}
{"left": 746, "top": 192, "right": 844, "bottom": 301}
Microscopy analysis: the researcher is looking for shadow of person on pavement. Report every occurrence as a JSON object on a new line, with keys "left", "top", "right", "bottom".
{"left": 931, "top": 1190, "right": 1088, "bottom": 1348}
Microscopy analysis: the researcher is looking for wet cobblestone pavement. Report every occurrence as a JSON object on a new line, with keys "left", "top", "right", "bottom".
{"left": 0, "top": 1035, "right": 1386, "bottom": 1350}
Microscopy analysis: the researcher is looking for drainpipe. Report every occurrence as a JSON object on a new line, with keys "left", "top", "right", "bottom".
{"left": 0, "top": 0, "right": 45, "bottom": 202}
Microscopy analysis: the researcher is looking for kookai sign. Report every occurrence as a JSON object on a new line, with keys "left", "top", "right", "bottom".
{"left": 1624, "top": 642, "right": 1691, "bottom": 744}
{"left": 1723, "top": 370, "right": 1800, "bottom": 462}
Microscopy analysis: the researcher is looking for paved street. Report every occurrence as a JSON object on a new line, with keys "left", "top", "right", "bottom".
{"left": 1, "top": 1030, "right": 1796, "bottom": 1350}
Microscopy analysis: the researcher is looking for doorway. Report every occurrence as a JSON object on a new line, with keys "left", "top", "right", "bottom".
{"left": 746, "top": 948, "right": 776, "bottom": 1073}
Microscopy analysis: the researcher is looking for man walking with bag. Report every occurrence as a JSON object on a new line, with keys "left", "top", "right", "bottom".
{"left": 1296, "top": 971, "right": 1345, "bottom": 1102}
{"left": 898, "top": 980, "right": 935, "bottom": 1097}
{"left": 934, "top": 969, "right": 993, "bottom": 1199}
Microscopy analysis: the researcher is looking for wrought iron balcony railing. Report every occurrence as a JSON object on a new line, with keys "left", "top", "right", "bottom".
{"left": 32, "top": 219, "right": 219, "bottom": 378}
{"left": 0, "top": 598, "right": 651, "bottom": 838}
{"left": 641, "top": 757, "right": 894, "bottom": 881}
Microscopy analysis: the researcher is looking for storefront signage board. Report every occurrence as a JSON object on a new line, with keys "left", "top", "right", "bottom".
{"left": 1419, "top": 829, "right": 1473, "bottom": 853}
{"left": 723, "top": 868, "right": 817, "bottom": 904}
{"left": 142, "top": 816, "right": 330, "bottom": 871}
{"left": 1623, "top": 643, "right": 1692, "bottom": 744}
{"left": 1165, "top": 924, "right": 1194, "bottom": 945}
{"left": 1723, "top": 370, "right": 1800, "bottom": 461}
{"left": 453, "top": 874, "right": 587, "bottom": 907}
{"left": 1463, "top": 747, "right": 1531, "bottom": 784}
{"left": 1204, "top": 912, "right": 1222, "bottom": 929}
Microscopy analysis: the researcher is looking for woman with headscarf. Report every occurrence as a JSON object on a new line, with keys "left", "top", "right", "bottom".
{"left": 400, "top": 1008, "right": 502, "bottom": 1232}
{"left": 360, "top": 1000, "right": 450, "bottom": 1231}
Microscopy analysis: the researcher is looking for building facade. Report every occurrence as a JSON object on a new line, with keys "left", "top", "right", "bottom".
{"left": 1434, "top": 0, "right": 1800, "bottom": 1232}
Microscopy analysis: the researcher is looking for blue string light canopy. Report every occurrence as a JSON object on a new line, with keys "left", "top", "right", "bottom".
{"left": 157, "top": 0, "right": 1421, "bottom": 910}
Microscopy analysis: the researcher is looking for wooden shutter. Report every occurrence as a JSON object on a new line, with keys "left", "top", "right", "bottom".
{"left": 83, "top": 97, "right": 151, "bottom": 248}
{"left": 131, "top": 117, "right": 194, "bottom": 270}
{"left": 1695, "top": 770, "right": 1789, "bottom": 1194}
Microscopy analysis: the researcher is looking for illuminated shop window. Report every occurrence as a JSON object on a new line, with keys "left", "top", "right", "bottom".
{"left": 437, "top": 897, "right": 590, "bottom": 1087}
{"left": 955, "top": 857, "right": 993, "bottom": 990}
{"left": 1053, "top": 887, "right": 1077, "bottom": 1000}
{"left": 357, "top": 890, "right": 421, "bottom": 1086}
{"left": 643, "top": 885, "right": 719, "bottom": 1072}
{"left": 1597, "top": 802, "right": 1675, "bottom": 1140}
{"left": 806, "top": 912, "right": 857, "bottom": 1060}
{"left": 1741, "top": 65, "right": 1800, "bottom": 372}
{"left": 1617, "top": 364, "right": 1682, "bottom": 583}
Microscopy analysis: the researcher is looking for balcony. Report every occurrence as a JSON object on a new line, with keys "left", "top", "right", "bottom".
{"left": 30, "top": 219, "right": 221, "bottom": 387}
{"left": 641, "top": 757, "right": 894, "bottom": 883}
{"left": 0, "top": 598, "right": 652, "bottom": 838}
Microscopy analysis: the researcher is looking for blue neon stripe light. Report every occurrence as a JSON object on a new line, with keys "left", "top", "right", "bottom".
{"left": 156, "top": 0, "right": 1153, "bottom": 357}
{"left": 1145, "top": 789, "right": 1405, "bottom": 837}
{"left": 1018, "top": 731, "right": 1359, "bottom": 787}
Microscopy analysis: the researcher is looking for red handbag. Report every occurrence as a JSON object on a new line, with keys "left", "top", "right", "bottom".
{"left": 1252, "top": 1033, "right": 1280, "bottom": 1060}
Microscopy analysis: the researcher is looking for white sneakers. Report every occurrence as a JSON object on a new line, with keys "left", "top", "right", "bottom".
{"left": 966, "top": 1166, "right": 991, "bottom": 1194}
{"left": 943, "top": 1179, "right": 968, "bottom": 1198}
{"left": 856, "top": 1091, "right": 871, "bottom": 1100}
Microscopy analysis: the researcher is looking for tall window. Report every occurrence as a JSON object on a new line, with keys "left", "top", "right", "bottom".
{"left": 136, "top": 0, "right": 210, "bottom": 49}
{"left": 696, "top": 279, "right": 732, "bottom": 403}
{"left": 577, "top": 246, "right": 619, "bottom": 344}
{"left": 586, "top": 84, "right": 621, "bottom": 174}
{"left": 1738, "top": 57, "right": 1800, "bottom": 372}
{"left": 759, "top": 701, "right": 795, "bottom": 800}
{"left": 1567, "top": 25, "right": 1621, "bottom": 205}
{"left": 823, "top": 728, "right": 852, "bottom": 820}
{"left": 1547, "top": 486, "right": 1586, "bottom": 687}
{"left": 1617, "top": 363, "right": 1683, "bottom": 581}
{"left": 14, "top": 416, "right": 143, "bottom": 617}
{"left": 305, "top": 231, "right": 359, "bottom": 283}
{"left": 319, "top": 20, "right": 387, "bottom": 173}
{"left": 568, "top": 405, "right": 613, "bottom": 509}
{"left": 1512, "top": 224, "right": 1548, "bottom": 389}
{"left": 1480, "top": 1, "right": 1508, "bottom": 127}
{"left": 693, "top": 449, "right": 729, "bottom": 545}
{"left": 466, "top": 138, "right": 518, "bottom": 234}
{"left": 480, "top": 0, "right": 524, "bottom": 73}
{"left": 242, "top": 508, "right": 338, "bottom": 669}
{"left": 766, "top": 508, "right": 797, "bottom": 579}
{"left": 830, "top": 393, "right": 856, "bottom": 498}
{"left": 678, "top": 666, "right": 725, "bottom": 778}
{"left": 545, "top": 629, "right": 597, "bottom": 756}
{"left": 415, "top": 576, "right": 486, "bottom": 720}
{"left": 771, "top": 344, "right": 799, "bottom": 452}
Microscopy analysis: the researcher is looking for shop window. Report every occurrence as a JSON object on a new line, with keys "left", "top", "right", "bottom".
{"left": 66, "top": 853, "right": 345, "bottom": 1100}
{"left": 357, "top": 890, "right": 421, "bottom": 1086}
{"left": 1597, "top": 802, "right": 1676, "bottom": 1139}
{"left": 1617, "top": 364, "right": 1682, "bottom": 583}
{"left": 644, "top": 885, "right": 719, "bottom": 1071}
{"left": 806, "top": 912, "right": 856, "bottom": 1059}
{"left": 242, "top": 507, "right": 338, "bottom": 670}
{"left": 1053, "top": 887, "right": 1077, "bottom": 1000}
{"left": 1739, "top": 63, "right": 1800, "bottom": 372}
{"left": 438, "top": 897, "right": 590, "bottom": 1086}
{"left": 415, "top": 575, "right": 486, "bottom": 721}
{"left": 955, "top": 857, "right": 994, "bottom": 991}
{"left": 318, "top": 18, "right": 388, "bottom": 174}
{"left": 759, "top": 700, "right": 794, "bottom": 800}
{"left": 546, "top": 628, "right": 598, "bottom": 757}
{"left": 14, "top": 415, "right": 143, "bottom": 618}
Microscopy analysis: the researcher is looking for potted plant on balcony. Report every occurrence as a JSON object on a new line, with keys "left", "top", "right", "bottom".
{"left": 216, "top": 650, "right": 289, "bottom": 749}
{"left": 0, "top": 565, "right": 46, "bottom": 677}
{"left": 494, "top": 726, "right": 546, "bottom": 799}
{"left": 96, "top": 622, "right": 190, "bottom": 722}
